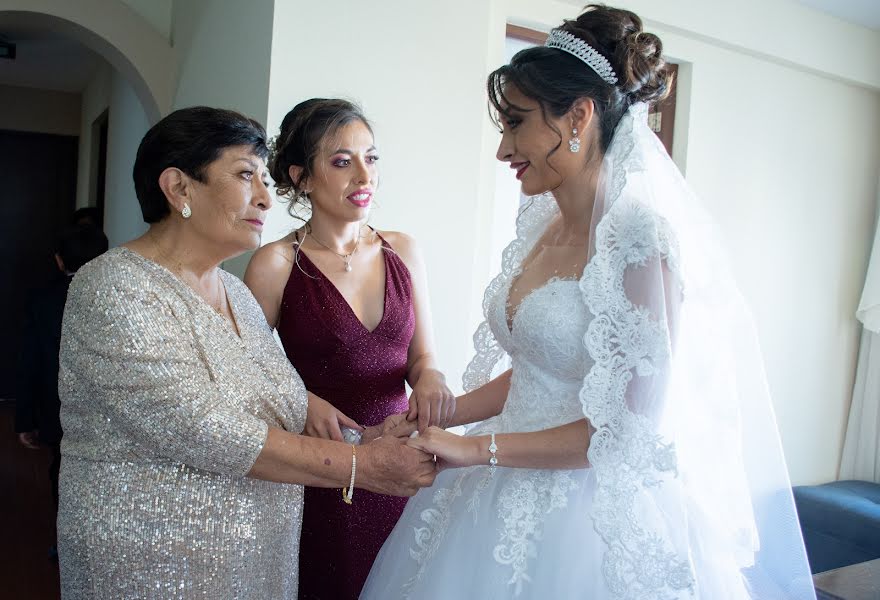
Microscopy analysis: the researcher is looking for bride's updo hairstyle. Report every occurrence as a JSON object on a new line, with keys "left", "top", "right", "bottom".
{"left": 488, "top": 4, "right": 672, "bottom": 154}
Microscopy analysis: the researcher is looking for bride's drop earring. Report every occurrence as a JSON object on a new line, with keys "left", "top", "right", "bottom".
{"left": 181, "top": 203, "right": 192, "bottom": 219}
{"left": 568, "top": 128, "right": 580, "bottom": 153}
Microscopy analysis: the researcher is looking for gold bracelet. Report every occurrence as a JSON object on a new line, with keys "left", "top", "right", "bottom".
{"left": 342, "top": 444, "right": 356, "bottom": 505}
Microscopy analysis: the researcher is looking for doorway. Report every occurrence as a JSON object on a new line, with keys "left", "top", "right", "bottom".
{"left": 0, "top": 129, "right": 78, "bottom": 398}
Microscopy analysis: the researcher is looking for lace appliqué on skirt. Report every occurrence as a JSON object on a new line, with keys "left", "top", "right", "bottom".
{"left": 405, "top": 467, "right": 577, "bottom": 597}
{"left": 493, "top": 470, "right": 578, "bottom": 595}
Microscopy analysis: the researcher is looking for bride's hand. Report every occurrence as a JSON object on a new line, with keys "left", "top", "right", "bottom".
{"left": 406, "top": 427, "right": 480, "bottom": 470}
{"left": 304, "top": 392, "right": 362, "bottom": 442}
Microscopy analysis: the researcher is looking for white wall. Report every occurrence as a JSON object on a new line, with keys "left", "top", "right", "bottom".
{"left": 171, "top": 0, "right": 274, "bottom": 121}
{"left": 267, "top": 0, "right": 497, "bottom": 395}
{"left": 0, "top": 84, "right": 81, "bottom": 136}
{"left": 510, "top": 0, "right": 880, "bottom": 90}
{"left": 121, "top": 0, "right": 173, "bottom": 40}
{"left": 102, "top": 70, "right": 151, "bottom": 248}
{"left": 74, "top": 62, "right": 150, "bottom": 247}
{"left": 499, "top": 1, "right": 880, "bottom": 485}
{"left": 659, "top": 30, "right": 879, "bottom": 486}
{"left": 266, "top": 0, "right": 880, "bottom": 486}
{"left": 171, "top": 0, "right": 276, "bottom": 274}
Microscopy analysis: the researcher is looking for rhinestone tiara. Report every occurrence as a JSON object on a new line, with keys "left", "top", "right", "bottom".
{"left": 544, "top": 28, "right": 618, "bottom": 85}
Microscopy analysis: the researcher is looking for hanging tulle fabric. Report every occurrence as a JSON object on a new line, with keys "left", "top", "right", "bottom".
{"left": 462, "top": 103, "right": 816, "bottom": 599}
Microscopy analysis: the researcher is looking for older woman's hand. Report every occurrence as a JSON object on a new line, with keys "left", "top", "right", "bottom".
{"left": 305, "top": 392, "right": 362, "bottom": 442}
{"left": 407, "top": 369, "right": 456, "bottom": 432}
{"left": 359, "top": 435, "right": 437, "bottom": 496}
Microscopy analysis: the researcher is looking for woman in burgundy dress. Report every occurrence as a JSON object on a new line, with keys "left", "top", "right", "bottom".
{"left": 245, "top": 98, "right": 454, "bottom": 599}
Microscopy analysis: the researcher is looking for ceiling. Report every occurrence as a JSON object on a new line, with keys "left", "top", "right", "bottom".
{"left": 0, "top": 2, "right": 876, "bottom": 96}
{"left": 795, "top": 0, "right": 880, "bottom": 30}
{"left": 0, "top": 25, "right": 103, "bottom": 93}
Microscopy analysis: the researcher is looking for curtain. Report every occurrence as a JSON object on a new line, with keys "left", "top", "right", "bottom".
{"left": 840, "top": 183, "right": 880, "bottom": 483}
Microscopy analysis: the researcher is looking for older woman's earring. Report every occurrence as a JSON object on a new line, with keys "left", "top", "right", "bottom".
{"left": 569, "top": 129, "right": 581, "bottom": 153}
{"left": 181, "top": 203, "right": 192, "bottom": 219}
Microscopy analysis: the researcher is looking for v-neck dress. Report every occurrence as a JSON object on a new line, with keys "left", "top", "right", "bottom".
{"left": 276, "top": 234, "right": 416, "bottom": 600}
{"left": 57, "top": 247, "right": 308, "bottom": 599}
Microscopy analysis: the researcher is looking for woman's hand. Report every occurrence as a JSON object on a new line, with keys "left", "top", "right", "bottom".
{"left": 304, "top": 392, "right": 362, "bottom": 442}
{"left": 361, "top": 413, "right": 418, "bottom": 444}
{"left": 406, "top": 427, "right": 482, "bottom": 470}
{"left": 360, "top": 424, "right": 383, "bottom": 445}
{"left": 359, "top": 435, "right": 438, "bottom": 496}
{"left": 407, "top": 370, "right": 456, "bottom": 432}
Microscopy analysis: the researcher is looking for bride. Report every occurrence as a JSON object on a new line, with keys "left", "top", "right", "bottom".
{"left": 361, "top": 5, "right": 815, "bottom": 599}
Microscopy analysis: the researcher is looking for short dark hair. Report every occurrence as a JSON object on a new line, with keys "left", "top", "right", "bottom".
{"left": 57, "top": 224, "right": 109, "bottom": 272}
{"left": 269, "top": 98, "right": 372, "bottom": 220}
{"left": 133, "top": 106, "right": 269, "bottom": 223}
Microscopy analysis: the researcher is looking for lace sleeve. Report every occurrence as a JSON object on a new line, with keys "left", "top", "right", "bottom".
{"left": 575, "top": 102, "right": 811, "bottom": 599}
{"left": 579, "top": 198, "right": 695, "bottom": 598}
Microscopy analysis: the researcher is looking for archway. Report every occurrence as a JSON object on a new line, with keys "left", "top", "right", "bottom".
{"left": 0, "top": 0, "right": 176, "bottom": 123}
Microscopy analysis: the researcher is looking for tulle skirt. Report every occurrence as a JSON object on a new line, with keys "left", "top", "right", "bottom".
{"left": 361, "top": 464, "right": 611, "bottom": 599}
{"left": 360, "top": 460, "right": 809, "bottom": 599}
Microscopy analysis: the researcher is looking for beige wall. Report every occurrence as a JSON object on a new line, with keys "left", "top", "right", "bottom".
{"left": 0, "top": 84, "right": 81, "bottom": 136}
{"left": 266, "top": 0, "right": 880, "bottom": 485}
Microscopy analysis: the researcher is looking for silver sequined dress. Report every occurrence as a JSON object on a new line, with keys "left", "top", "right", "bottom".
{"left": 57, "top": 247, "right": 308, "bottom": 599}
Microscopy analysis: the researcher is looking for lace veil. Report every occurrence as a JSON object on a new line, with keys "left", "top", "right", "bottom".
{"left": 463, "top": 103, "right": 816, "bottom": 599}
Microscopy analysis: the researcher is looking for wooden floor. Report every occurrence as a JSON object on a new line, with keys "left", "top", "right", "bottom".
{"left": 1, "top": 400, "right": 61, "bottom": 599}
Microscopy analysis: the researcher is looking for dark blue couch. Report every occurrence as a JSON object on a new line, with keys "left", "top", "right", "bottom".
{"left": 793, "top": 480, "right": 880, "bottom": 574}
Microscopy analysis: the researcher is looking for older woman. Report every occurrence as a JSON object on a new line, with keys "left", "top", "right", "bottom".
{"left": 56, "top": 106, "right": 436, "bottom": 600}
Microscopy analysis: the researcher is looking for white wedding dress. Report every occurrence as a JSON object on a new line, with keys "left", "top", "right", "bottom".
{"left": 361, "top": 104, "right": 815, "bottom": 600}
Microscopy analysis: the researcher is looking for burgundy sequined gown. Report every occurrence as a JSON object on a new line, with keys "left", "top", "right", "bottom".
{"left": 277, "top": 234, "right": 414, "bottom": 600}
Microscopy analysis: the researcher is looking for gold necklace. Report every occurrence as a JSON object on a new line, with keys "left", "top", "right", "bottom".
{"left": 305, "top": 222, "right": 361, "bottom": 273}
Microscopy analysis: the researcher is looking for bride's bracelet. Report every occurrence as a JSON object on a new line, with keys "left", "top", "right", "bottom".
{"left": 488, "top": 433, "right": 498, "bottom": 474}
{"left": 342, "top": 444, "right": 356, "bottom": 505}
